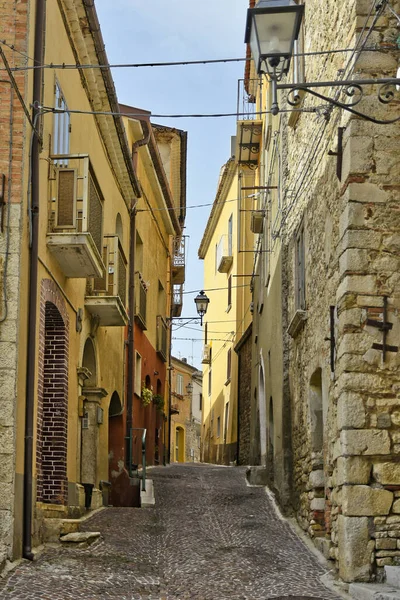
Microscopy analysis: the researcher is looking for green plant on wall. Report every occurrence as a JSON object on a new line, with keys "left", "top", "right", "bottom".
{"left": 153, "top": 394, "right": 164, "bottom": 413}
{"left": 141, "top": 384, "right": 153, "bottom": 407}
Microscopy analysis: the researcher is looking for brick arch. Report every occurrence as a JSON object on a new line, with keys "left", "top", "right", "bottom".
{"left": 37, "top": 280, "right": 69, "bottom": 504}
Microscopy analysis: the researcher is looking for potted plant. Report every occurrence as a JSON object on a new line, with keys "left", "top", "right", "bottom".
{"left": 141, "top": 384, "right": 153, "bottom": 407}
{"left": 152, "top": 394, "right": 164, "bottom": 413}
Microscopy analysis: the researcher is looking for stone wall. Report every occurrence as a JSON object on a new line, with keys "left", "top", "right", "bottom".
{"left": 0, "top": 0, "right": 30, "bottom": 565}
{"left": 277, "top": 0, "right": 400, "bottom": 582}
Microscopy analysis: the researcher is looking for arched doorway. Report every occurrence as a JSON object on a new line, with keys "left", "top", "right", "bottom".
{"left": 108, "top": 391, "right": 123, "bottom": 506}
{"left": 175, "top": 426, "right": 185, "bottom": 462}
{"left": 37, "top": 302, "right": 68, "bottom": 504}
{"left": 258, "top": 355, "right": 267, "bottom": 465}
{"left": 309, "top": 368, "right": 326, "bottom": 530}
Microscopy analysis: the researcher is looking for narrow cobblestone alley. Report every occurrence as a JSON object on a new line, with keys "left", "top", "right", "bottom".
{"left": 0, "top": 465, "right": 343, "bottom": 600}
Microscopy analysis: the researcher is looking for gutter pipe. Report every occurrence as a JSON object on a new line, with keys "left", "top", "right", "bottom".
{"left": 23, "top": 0, "right": 45, "bottom": 560}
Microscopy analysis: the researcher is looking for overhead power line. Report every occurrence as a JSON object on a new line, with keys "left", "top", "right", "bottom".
{"left": 0, "top": 39, "right": 397, "bottom": 72}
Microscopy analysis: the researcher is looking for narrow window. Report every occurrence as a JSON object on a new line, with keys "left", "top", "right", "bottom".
{"left": 134, "top": 352, "right": 142, "bottom": 396}
{"left": 176, "top": 373, "right": 184, "bottom": 396}
{"left": 295, "top": 223, "right": 306, "bottom": 310}
{"left": 53, "top": 82, "right": 70, "bottom": 164}
{"left": 208, "top": 369, "right": 212, "bottom": 396}
{"left": 226, "top": 348, "right": 232, "bottom": 384}
{"left": 224, "top": 402, "right": 229, "bottom": 444}
{"left": 228, "top": 214, "right": 233, "bottom": 256}
{"left": 227, "top": 275, "right": 232, "bottom": 310}
{"left": 199, "top": 393, "right": 203, "bottom": 411}
{"left": 217, "top": 416, "right": 221, "bottom": 438}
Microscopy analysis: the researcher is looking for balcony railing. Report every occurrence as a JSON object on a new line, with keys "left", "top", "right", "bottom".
{"left": 171, "top": 284, "right": 183, "bottom": 318}
{"left": 172, "top": 236, "right": 186, "bottom": 284}
{"left": 156, "top": 316, "right": 168, "bottom": 362}
{"left": 135, "top": 272, "right": 147, "bottom": 330}
{"left": 235, "top": 78, "right": 263, "bottom": 167}
{"left": 84, "top": 235, "right": 128, "bottom": 327}
{"left": 47, "top": 154, "right": 104, "bottom": 278}
{"left": 216, "top": 234, "right": 233, "bottom": 273}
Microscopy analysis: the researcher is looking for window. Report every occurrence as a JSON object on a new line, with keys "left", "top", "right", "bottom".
{"left": 199, "top": 393, "right": 202, "bottom": 411}
{"left": 224, "top": 402, "right": 229, "bottom": 443}
{"left": 228, "top": 214, "right": 233, "bottom": 256}
{"left": 53, "top": 82, "right": 70, "bottom": 163}
{"left": 208, "top": 369, "right": 212, "bottom": 396}
{"left": 295, "top": 224, "right": 306, "bottom": 310}
{"left": 176, "top": 373, "right": 184, "bottom": 396}
{"left": 158, "top": 281, "right": 166, "bottom": 317}
{"left": 226, "top": 349, "right": 232, "bottom": 384}
{"left": 135, "top": 232, "right": 144, "bottom": 274}
{"left": 134, "top": 352, "right": 142, "bottom": 396}
{"left": 217, "top": 416, "right": 221, "bottom": 438}
{"left": 227, "top": 276, "right": 232, "bottom": 311}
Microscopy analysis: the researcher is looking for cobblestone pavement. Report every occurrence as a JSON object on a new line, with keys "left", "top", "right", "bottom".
{"left": 0, "top": 464, "right": 343, "bottom": 599}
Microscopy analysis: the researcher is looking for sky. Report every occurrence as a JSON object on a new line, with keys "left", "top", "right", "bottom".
{"left": 95, "top": 0, "right": 249, "bottom": 369}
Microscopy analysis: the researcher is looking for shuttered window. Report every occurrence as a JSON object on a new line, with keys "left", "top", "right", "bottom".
{"left": 53, "top": 82, "right": 70, "bottom": 164}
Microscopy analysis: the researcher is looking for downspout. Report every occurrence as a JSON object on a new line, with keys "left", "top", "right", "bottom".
{"left": 126, "top": 132, "right": 149, "bottom": 470}
{"left": 24, "top": 0, "right": 45, "bottom": 560}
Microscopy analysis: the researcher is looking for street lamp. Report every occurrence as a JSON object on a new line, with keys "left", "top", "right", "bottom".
{"left": 245, "top": 0, "right": 304, "bottom": 115}
{"left": 245, "top": 0, "right": 400, "bottom": 124}
{"left": 194, "top": 291, "right": 210, "bottom": 326}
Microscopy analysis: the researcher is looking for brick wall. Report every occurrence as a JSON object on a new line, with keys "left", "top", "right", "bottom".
{"left": 237, "top": 332, "right": 252, "bottom": 465}
{"left": 37, "top": 280, "right": 69, "bottom": 504}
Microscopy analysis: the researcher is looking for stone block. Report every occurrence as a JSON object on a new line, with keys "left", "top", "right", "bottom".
{"left": 338, "top": 515, "right": 373, "bottom": 582}
{"left": 0, "top": 454, "right": 14, "bottom": 484}
{"left": 373, "top": 464, "right": 400, "bottom": 485}
{"left": 392, "top": 500, "right": 400, "bottom": 514}
{"left": 309, "top": 469, "right": 324, "bottom": 489}
{"left": 339, "top": 203, "right": 367, "bottom": 238}
{"left": 392, "top": 413, "right": 400, "bottom": 427}
{"left": 377, "top": 414, "right": 392, "bottom": 429}
{"left": 0, "top": 343, "right": 17, "bottom": 371}
{"left": 246, "top": 466, "right": 269, "bottom": 486}
{"left": 0, "top": 427, "right": 14, "bottom": 454}
{"left": 310, "top": 497, "right": 325, "bottom": 511}
{"left": 341, "top": 430, "right": 391, "bottom": 456}
{"left": 342, "top": 486, "right": 393, "bottom": 517}
{"left": 340, "top": 249, "right": 371, "bottom": 274}
{"left": 376, "top": 539, "right": 397, "bottom": 550}
{"left": 0, "top": 483, "right": 14, "bottom": 511}
{"left": 385, "top": 565, "right": 400, "bottom": 587}
{"left": 337, "top": 393, "right": 366, "bottom": 430}
{"left": 337, "top": 275, "right": 378, "bottom": 300}
{"left": 345, "top": 182, "right": 388, "bottom": 204}
{"left": 342, "top": 135, "right": 374, "bottom": 182}
{"left": 337, "top": 457, "right": 371, "bottom": 486}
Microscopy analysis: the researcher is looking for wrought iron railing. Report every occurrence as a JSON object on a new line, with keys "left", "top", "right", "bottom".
{"left": 237, "top": 77, "right": 263, "bottom": 120}
{"left": 93, "top": 235, "right": 127, "bottom": 304}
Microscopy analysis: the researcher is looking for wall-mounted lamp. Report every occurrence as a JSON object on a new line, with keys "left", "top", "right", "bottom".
{"left": 169, "top": 290, "right": 210, "bottom": 327}
{"left": 245, "top": 0, "right": 400, "bottom": 124}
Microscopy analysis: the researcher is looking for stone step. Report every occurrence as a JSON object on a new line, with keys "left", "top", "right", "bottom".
{"left": 60, "top": 531, "right": 101, "bottom": 546}
{"left": 140, "top": 479, "right": 155, "bottom": 507}
{"left": 386, "top": 567, "right": 400, "bottom": 589}
{"left": 350, "top": 583, "right": 400, "bottom": 600}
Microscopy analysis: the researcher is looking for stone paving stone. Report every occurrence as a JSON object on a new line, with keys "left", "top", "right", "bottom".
{"left": 0, "top": 464, "right": 342, "bottom": 599}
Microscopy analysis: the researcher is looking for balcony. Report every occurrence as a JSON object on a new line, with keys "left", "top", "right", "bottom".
{"left": 156, "top": 316, "right": 168, "bottom": 362}
{"left": 85, "top": 235, "right": 128, "bottom": 327}
{"left": 171, "top": 284, "right": 183, "bottom": 318}
{"left": 172, "top": 236, "right": 186, "bottom": 285}
{"left": 216, "top": 234, "right": 233, "bottom": 273}
{"left": 47, "top": 155, "right": 105, "bottom": 278}
{"left": 135, "top": 272, "right": 147, "bottom": 330}
{"left": 235, "top": 78, "right": 263, "bottom": 168}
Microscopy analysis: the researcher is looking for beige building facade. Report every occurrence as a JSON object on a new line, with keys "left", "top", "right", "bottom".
{"left": 198, "top": 153, "right": 254, "bottom": 465}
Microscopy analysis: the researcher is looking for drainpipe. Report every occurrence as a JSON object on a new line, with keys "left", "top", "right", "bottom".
{"left": 126, "top": 131, "right": 149, "bottom": 470}
{"left": 23, "top": 0, "right": 45, "bottom": 560}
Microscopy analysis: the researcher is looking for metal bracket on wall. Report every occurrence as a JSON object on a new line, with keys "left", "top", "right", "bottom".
{"left": 367, "top": 297, "right": 398, "bottom": 361}
{"left": 328, "top": 127, "right": 344, "bottom": 181}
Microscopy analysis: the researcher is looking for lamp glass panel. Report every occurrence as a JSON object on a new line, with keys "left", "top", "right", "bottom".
{"left": 254, "top": 11, "right": 297, "bottom": 57}
{"left": 249, "top": 22, "right": 261, "bottom": 71}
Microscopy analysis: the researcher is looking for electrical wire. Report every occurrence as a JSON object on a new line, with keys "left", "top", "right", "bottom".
{"left": 0, "top": 39, "right": 397, "bottom": 72}
{"left": 387, "top": 2, "right": 400, "bottom": 25}
{"left": 39, "top": 104, "right": 318, "bottom": 120}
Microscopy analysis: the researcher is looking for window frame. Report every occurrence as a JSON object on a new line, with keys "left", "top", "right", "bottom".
{"left": 53, "top": 81, "right": 71, "bottom": 164}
